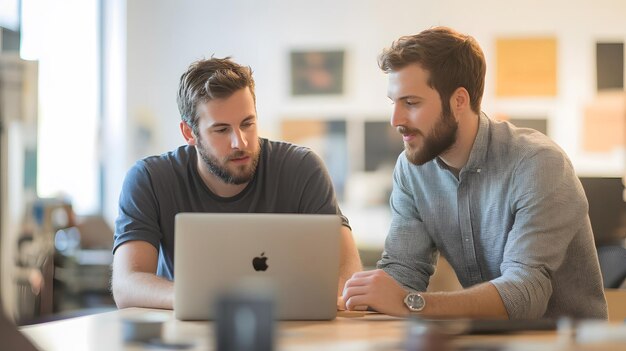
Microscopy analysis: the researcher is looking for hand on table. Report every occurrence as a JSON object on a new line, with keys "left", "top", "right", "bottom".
{"left": 341, "top": 269, "right": 410, "bottom": 317}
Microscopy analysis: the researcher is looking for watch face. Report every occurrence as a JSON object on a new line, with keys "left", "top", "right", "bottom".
{"left": 405, "top": 293, "right": 425, "bottom": 312}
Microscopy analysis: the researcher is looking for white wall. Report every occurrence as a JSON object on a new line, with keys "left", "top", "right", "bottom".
{"left": 109, "top": 0, "right": 626, "bottom": 226}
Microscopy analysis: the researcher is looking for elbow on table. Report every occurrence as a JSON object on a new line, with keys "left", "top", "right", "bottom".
{"left": 110, "top": 279, "right": 131, "bottom": 309}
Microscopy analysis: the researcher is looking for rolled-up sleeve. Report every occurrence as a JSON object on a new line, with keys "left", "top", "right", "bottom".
{"left": 491, "top": 146, "right": 588, "bottom": 319}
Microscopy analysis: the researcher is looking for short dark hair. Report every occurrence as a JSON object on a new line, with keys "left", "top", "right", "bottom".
{"left": 378, "top": 26, "right": 486, "bottom": 114}
{"left": 177, "top": 57, "right": 256, "bottom": 134}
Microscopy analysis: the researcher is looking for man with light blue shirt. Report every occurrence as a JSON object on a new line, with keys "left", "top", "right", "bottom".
{"left": 342, "top": 27, "right": 607, "bottom": 320}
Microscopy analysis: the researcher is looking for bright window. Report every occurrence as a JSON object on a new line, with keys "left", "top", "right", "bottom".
{"left": 22, "top": 0, "right": 100, "bottom": 214}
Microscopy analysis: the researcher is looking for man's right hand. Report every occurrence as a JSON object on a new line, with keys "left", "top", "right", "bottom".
{"left": 341, "top": 269, "right": 410, "bottom": 317}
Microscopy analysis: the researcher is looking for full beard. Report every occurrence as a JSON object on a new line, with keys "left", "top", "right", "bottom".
{"left": 196, "top": 140, "right": 260, "bottom": 185}
{"left": 401, "top": 107, "right": 458, "bottom": 166}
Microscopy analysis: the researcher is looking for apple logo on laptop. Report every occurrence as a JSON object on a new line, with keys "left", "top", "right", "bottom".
{"left": 252, "top": 252, "right": 268, "bottom": 271}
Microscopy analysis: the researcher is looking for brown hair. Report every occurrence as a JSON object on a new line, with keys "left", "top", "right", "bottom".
{"left": 177, "top": 57, "right": 256, "bottom": 134}
{"left": 378, "top": 26, "right": 486, "bottom": 114}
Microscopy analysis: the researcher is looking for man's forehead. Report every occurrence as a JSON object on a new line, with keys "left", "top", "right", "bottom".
{"left": 196, "top": 90, "right": 256, "bottom": 125}
{"left": 387, "top": 64, "right": 432, "bottom": 98}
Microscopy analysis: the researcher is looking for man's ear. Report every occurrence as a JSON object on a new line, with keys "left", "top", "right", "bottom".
{"left": 180, "top": 121, "right": 197, "bottom": 146}
{"left": 450, "top": 87, "right": 470, "bottom": 112}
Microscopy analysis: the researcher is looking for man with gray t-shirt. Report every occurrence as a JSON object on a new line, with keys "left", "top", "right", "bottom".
{"left": 112, "top": 57, "right": 362, "bottom": 310}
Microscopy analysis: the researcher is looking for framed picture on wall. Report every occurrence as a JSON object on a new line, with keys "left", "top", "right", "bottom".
{"left": 596, "top": 42, "right": 624, "bottom": 91}
{"left": 495, "top": 37, "right": 557, "bottom": 97}
{"left": 290, "top": 50, "right": 345, "bottom": 96}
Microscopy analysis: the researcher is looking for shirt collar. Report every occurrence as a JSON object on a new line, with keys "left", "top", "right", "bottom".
{"left": 431, "top": 112, "right": 490, "bottom": 174}
{"left": 462, "top": 112, "right": 490, "bottom": 173}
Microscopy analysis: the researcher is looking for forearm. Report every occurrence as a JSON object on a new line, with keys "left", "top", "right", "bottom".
{"left": 338, "top": 226, "right": 363, "bottom": 295}
{"left": 112, "top": 271, "right": 174, "bottom": 309}
{"left": 338, "top": 259, "right": 362, "bottom": 296}
{"left": 419, "top": 282, "right": 508, "bottom": 319}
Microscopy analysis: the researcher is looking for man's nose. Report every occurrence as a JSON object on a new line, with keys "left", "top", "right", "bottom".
{"left": 231, "top": 129, "right": 248, "bottom": 149}
{"left": 390, "top": 104, "right": 406, "bottom": 128}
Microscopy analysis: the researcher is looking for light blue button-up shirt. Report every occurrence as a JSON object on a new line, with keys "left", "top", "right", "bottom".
{"left": 379, "top": 113, "right": 607, "bottom": 320}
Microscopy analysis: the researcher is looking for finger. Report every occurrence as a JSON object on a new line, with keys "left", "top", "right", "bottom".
{"left": 337, "top": 296, "right": 346, "bottom": 311}
{"left": 345, "top": 294, "right": 371, "bottom": 311}
{"left": 343, "top": 276, "right": 375, "bottom": 290}
{"left": 342, "top": 286, "right": 371, "bottom": 312}
{"left": 342, "top": 285, "right": 369, "bottom": 302}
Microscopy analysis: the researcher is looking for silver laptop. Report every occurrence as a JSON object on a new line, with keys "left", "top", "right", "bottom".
{"left": 174, "top": 213, "right": 341, "bottom": 320}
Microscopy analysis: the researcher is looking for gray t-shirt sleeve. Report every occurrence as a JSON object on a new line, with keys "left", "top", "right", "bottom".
{"left": 293, "top": 150, "right": 350, "bottom": 229}
{"left": 377, "top": 155, "right": 436, "bottom": 291}
{"left": 113, "top": 161, "right": 162, "bottom": 254}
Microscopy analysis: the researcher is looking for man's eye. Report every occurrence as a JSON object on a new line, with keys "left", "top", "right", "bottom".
{"left": 214, "top": 128, "right": 228, "bottom": 133}
{"left": 406, "top": 100, "right": 418, "bottom": 106}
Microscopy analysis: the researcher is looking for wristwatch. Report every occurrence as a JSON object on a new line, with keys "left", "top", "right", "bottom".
{"left": 403, "top": 292, "right": 426, "bottom": 312}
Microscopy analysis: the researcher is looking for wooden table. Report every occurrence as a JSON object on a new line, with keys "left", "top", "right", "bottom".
{"left": 19, "top": 308, "right": 625, "bottom": 350}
